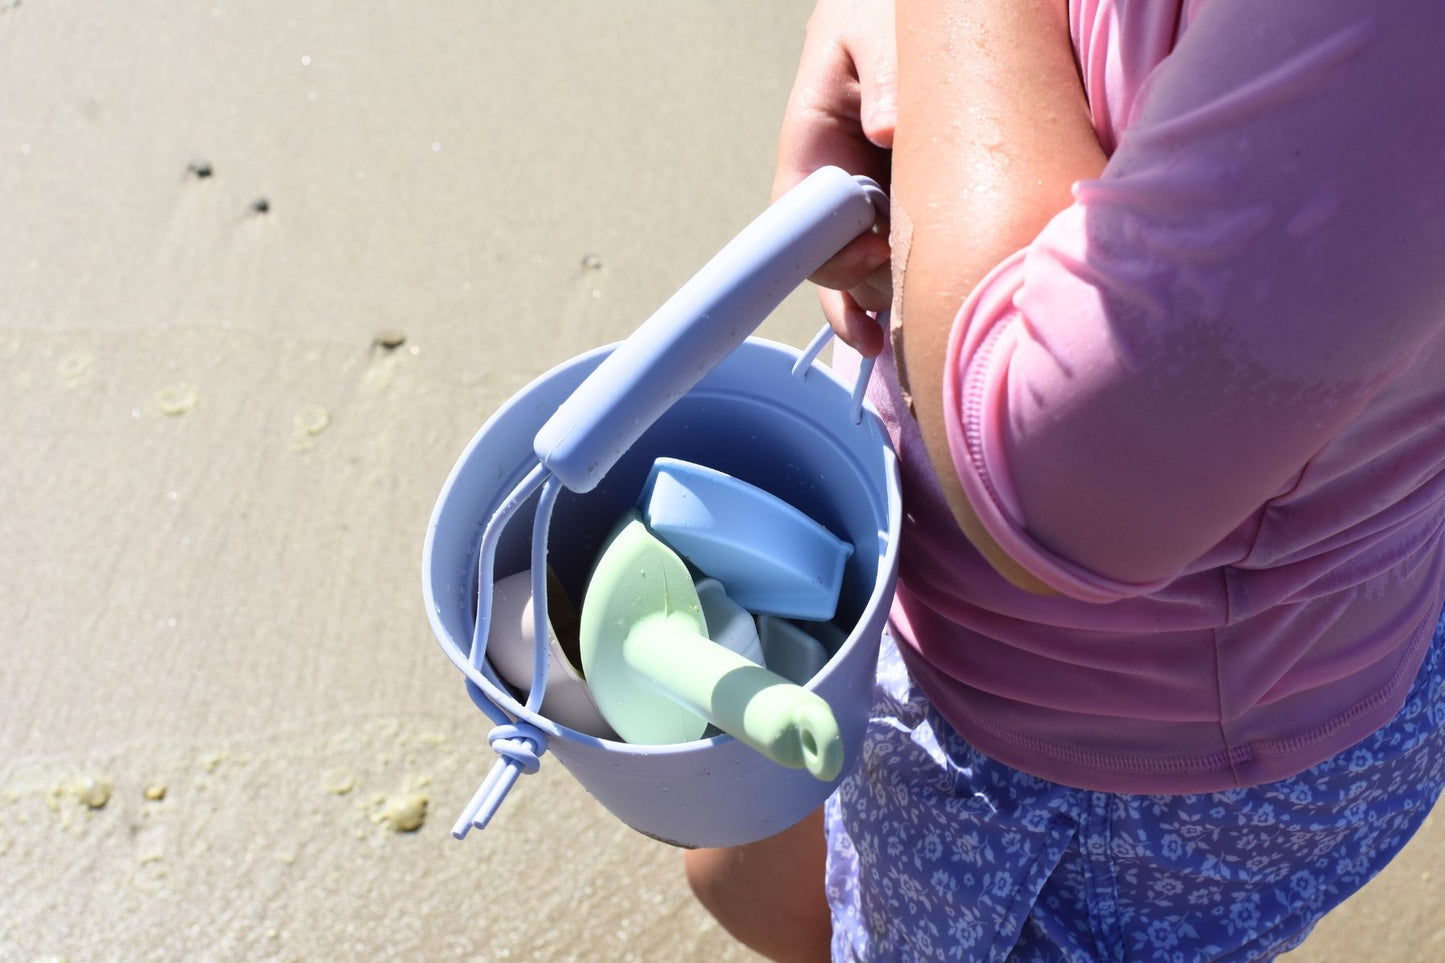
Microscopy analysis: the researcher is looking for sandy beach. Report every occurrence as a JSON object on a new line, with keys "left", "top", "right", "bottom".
{"left": 1, "top": 1, "right": 1439, "bottom": 959}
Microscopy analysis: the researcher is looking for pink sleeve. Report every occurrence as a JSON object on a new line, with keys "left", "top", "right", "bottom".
{"left": 945, "top": 0, "right": 1445, "bottom": 601}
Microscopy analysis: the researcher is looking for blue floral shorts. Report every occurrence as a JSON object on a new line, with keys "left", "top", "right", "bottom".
{"left": 825, "top": 605, "right": 1445, "bottom": 962}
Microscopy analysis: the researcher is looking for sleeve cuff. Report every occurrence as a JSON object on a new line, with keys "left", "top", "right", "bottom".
{"left": 941, "top": 250, "right": 1175, "bottom": 604}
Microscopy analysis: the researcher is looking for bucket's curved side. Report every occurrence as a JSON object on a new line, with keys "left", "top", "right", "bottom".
{"left": 542, "top": 367, "right": 901, "bottom": 846}
{"left": 423, "top": 338, "right": 901, "bottom": 848}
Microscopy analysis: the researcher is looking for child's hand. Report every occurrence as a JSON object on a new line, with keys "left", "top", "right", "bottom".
{"left": 773, "top": 0, "right": 896, "bottom": 357}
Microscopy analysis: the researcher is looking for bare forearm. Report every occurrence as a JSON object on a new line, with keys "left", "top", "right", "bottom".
{"left": 892, "top": 0, "right": 1106, "bottom": 591}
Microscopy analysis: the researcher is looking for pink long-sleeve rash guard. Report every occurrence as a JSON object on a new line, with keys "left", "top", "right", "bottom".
{"left": 883, "top": 0, "right": 1445, "bottom": 792}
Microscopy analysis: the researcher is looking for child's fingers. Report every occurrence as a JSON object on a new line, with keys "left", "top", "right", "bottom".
{"left": 773, "top": 75, "right": 875, "bottom": 202}
{"left": 772, "top": 1, "right": 895, "bottom": 323}
{"left": 772, "top": 7, "right": 891, "bottom": 202}
{"left": 820, "top": 287, "right": 887, "bottom": 359}
{"left": 849, "top": 263, "right": 893, "bottom": 314}
{"left": 855, "top": 24, "right": 898, "bottom": 148}
{"left": 810, "top": 229, "right": 890, "bottom": 294}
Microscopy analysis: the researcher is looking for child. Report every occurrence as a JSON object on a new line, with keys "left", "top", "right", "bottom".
{"left": 685, "top": 0, "right": 1445, "bottom": 960}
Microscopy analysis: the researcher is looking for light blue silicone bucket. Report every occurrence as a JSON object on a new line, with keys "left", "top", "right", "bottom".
{"left": 422, "top": 167, "right": 902, "bottom": 849}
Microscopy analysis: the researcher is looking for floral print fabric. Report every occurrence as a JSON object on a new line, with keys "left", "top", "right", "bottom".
{"left": 825, "top": 607, "right": 1445, "bottom": 961}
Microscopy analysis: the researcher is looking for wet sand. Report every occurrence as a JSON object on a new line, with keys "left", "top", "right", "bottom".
{"left": 0, "top": 1, "right": 1438, "bottom": 959}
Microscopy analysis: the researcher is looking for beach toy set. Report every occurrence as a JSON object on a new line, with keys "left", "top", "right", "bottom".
{"left": 577, "top": 498, "right": 844, "bottom": 778}
{"left": 422, "top": 166, "right": 902, "bottom": 848}
{"left": 482, "top": 460, "right": 855, "bottom": 765}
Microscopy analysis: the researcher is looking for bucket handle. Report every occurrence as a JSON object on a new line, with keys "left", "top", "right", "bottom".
{"left": 532, "top": 166, "right": 887, "bottom": 494}
{"left": 788, "top": 184, "right": 890, "bottom": 424}
{"left": 453, "top": 167, "right": 888, "bottom": 839}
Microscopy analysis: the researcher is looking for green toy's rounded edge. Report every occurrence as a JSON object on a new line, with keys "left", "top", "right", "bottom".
{"left": 579, "top": 513, "right": 710, "bottom": 745}
{"left": 791, "top": 699, "right": 843, "bottom": 781}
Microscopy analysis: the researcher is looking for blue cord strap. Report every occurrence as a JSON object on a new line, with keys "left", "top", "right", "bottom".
{"left": 452, "top": 722, "right": 550, "bottom": 839}
{"left": 453, "top": 468, "right": 565, "bottom": 840}
{"left": 469, "top": 463, "right": 549, "bottom": 671}
{"left": 490, "top": 722, "right": 547, "bottom": 774}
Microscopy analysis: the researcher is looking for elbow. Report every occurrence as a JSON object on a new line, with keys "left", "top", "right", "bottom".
{"left": 894, "top": 228, "right": 1064, "bottom": 596}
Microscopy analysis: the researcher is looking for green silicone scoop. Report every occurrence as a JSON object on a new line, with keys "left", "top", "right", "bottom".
{"left": 579, "top": 511, "right": 843, "bottom": 781}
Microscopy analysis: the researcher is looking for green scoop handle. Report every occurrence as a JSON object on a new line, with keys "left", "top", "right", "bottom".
{"left": 580, "top": 513, "right": 843, "bottom": 781}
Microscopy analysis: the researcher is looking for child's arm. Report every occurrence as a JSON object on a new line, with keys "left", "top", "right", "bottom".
{"left": 892, "top": 0, "right": 1107, "bottom": 592}
{"left": 771, "top": 0, "right": 1106, "bottom": 592}
{"left": 903, "top": 0, "right": 1445, "bottom": 599}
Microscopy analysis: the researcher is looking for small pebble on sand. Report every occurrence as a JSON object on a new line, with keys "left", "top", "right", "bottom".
{"left": 56, "top": 351, "right": 93, "bottom": 384}
{"left": 144, "top": 784, "right": 167, "bottom": 801}
{"left": 289, "top": 404, "right": 331, "bottom": 452}
{"left": 155, "top": 383, "right": 200, "bottom": 416}
{"left": 68, "top": 777, "right": 113, "bottom": 809}
{"left": 373, "top": 330, "right": 406, "bottom": 350}
{"left": 375, "top": 792, "right": 429, "bottom": 833}
{"left": 322, "top": 767, "right": 356, "bottom": 795}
